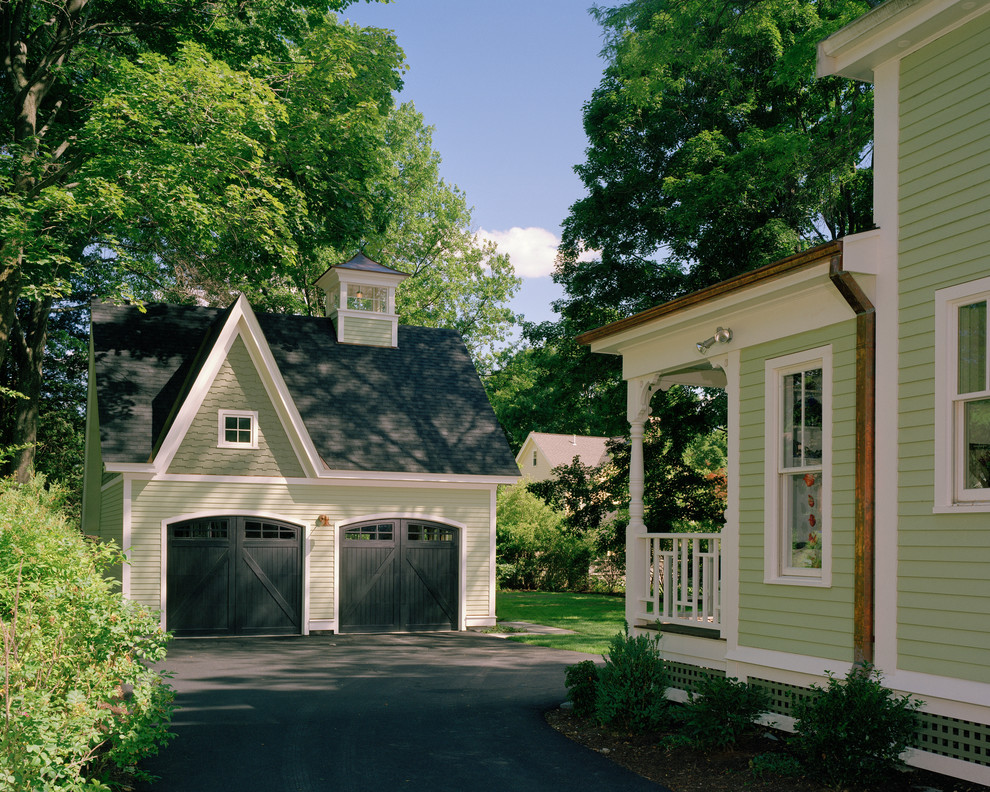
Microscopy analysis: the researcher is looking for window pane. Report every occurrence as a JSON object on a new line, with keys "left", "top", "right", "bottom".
{"left": 783, "top": 372, "right": 799, "bottom": 466}
{"left": 783, "top": 369, "right": 823, "bottom": 468}
{"left": 964, "top": 399, "right": 990, "bottom": 489}
{"left": 803, "top": 369, "right": 823, "bottom": 462}
{"left": 783, "top": 471, "right": 823, "bottom": 569}
{"left": 347, "top": 284, "right": 387, "bottom": 312}
{"left": 958, "top": 301, "right": 987, "bottom": 395}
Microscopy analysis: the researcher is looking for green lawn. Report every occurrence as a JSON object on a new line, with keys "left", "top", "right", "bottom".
{"left": 495, "top": 590, "right": 627, "bottom": 655}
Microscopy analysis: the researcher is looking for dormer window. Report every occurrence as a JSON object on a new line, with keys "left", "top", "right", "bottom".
{"left": 347, "top": 284, "right": 387, "bottom": 312}
{"left": 218, "top": 410, "right": 258, "bottom": 449}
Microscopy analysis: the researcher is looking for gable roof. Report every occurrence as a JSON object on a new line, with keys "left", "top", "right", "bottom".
{"left": 90, "top": 299, "right": 519, "bottom": 478}
{"left": 523, "top": 432, "right": 612, "bottom": 470}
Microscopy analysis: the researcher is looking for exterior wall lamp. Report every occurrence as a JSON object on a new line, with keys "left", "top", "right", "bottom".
{"left": 696, "top": 326, "right": 733, "bottom": 354}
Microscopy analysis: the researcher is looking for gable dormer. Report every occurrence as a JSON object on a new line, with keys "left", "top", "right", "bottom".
{"left": 314, "top": 253, "right": 410, "bottom": 348}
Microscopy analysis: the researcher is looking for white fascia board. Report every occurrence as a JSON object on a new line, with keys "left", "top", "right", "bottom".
{"left": 817, "top": 0, "right": 990, "bottom": 81}
{"left": 614, "top": 266, "right": 861, "bottom": 382}
{"left": 104, "top": 462, "right": 157, "bottom": 473}
{"left": 314, "top": 470, "right": 520, "bottom": 486}
{"left": 119, "top": 471, "right": 519, "bottom": 488}
{"left": 591, "top": 261, "right": 836, "bottom": 358}
{"left": 152, "top": 294, "right": 323, "bottom": 478}
{"left": 319, "top": 269, "right": 409, "bottom": 290}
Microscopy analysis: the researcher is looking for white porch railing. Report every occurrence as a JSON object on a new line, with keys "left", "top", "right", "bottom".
{"left": 636, "top": 532, "right": 721, "bottom": 630}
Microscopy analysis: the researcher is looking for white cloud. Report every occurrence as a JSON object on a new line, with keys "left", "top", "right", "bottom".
{"left": 477, "top": 227, "right": 559, "bottom": 279}
{"left": 477, "top": 227, "right": 601, "bottom": 279}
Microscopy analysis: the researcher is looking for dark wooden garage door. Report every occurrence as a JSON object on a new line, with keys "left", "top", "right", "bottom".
{"left": 339, "top": 519, "right": 458, "bottom": 633}
{"left": 167, "top": 516, "right": 302, "bottom": 636}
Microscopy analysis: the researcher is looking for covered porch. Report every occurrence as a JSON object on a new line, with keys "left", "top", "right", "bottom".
{"left": 576, "top": 239, "right": 876, "bottom": 660}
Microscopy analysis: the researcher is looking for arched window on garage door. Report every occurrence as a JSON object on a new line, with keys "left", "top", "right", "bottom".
{"left": 338, "top": 519, "right": 459, "bottom": 633}
{"left": 167, "top": 516, "right": 302, "bottom": 636}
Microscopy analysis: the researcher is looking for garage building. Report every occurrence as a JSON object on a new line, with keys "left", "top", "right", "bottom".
{"left": 81, "top": 256, "right": 519, "bottom": 635}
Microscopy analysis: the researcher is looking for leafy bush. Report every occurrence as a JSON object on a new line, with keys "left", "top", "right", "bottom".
{"left": 595, "top": 628, "right": 670, "bottom": 732}
{"left": 496, "top": 483, "right": 592, "bottom": 591}
{"left": 0, "top": 477, "right": 175, "bottom": 791}
{"left": 564, "top": 660, "right": 600, "bottom": 718}
{"left": 682, "top": 674, "right": 770, "bottom": 748}
{"left": 749, "top": 752, "right": 804, "bottom": 780}
{"left": 791, "top": 665, "right": 922, "bottom": 788}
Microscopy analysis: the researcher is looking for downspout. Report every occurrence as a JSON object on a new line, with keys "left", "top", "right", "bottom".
{"left": 828, "top": 248, "right": 876, "bottom": 667}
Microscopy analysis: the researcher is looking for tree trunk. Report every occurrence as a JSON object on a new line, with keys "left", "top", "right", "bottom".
{"left": 0, "top": 254, "right": 24, "bottom": 375}
{"left": 8, "top": 297, "right": 53, "bottom": 483}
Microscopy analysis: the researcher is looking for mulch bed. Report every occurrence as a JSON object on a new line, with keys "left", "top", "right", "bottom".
{"left": 546, "top": 708, "right": 990, "bottom": 792}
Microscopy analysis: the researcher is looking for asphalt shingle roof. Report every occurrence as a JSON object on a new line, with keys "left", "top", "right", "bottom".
{"left": 91, "top": 300, "right": 519, "bottom": 477}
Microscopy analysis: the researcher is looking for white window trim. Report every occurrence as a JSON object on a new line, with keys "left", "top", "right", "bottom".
{"left": 763, "top": 346, "right": 833, "bottom": 587}
{"left": 218, "top": 409, "right": 258, "bottom": 449}
{"left": 934, "top": 276, "right": 990, "bottom": 512}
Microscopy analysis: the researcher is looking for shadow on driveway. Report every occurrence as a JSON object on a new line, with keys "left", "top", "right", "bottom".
{"left": 138, "top": 632, "right": 671, "bottom": 791}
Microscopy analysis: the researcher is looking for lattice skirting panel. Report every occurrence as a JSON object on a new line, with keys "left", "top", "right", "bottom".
{"left": 665, "top": 660, "right": 724, "bottom": 692}
{"left": 667, "top": 664, "right": 990, "bottom": 768}
{"left": 915, "top": 713, "right": 990, "bottom": 767}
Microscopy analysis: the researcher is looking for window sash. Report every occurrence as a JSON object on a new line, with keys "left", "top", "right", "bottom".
{"left": 218, "top": 410, "right": 258, "bottom": 449}
{"left": 764, "top": 348, "right": 831, "bottom": 585}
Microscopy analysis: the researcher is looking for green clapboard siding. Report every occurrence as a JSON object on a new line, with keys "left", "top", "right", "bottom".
{"left": 126, "top": 478, "right": 494, "bottom": 623}
{"left": 342, "top": 315, "right": 393, "bottom": 346}
{"left": 737, "top": 320, "right": 857, "bottom": 662}
{"left": 168, "top": 335, "right": 305, "bottom": 478}
{"left": 897, "top": 14, "right": 990, "bottom": 684}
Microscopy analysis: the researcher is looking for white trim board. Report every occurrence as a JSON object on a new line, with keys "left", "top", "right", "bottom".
{"left": 110, "top": 471, "right": 514, "bottom": 489}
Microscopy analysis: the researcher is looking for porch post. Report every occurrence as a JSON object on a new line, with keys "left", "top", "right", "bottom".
{"left": 626, "top": 375, "right": 660, "bottom": 628}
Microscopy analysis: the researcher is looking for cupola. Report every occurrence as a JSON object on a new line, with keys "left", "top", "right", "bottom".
{"left": 314, "top": 253, "right": 410, "bottom": 347}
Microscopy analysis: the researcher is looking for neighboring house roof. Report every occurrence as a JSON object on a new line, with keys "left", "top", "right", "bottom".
{"left": 90, "top": 300, "right": 519, "bottom": 477}
{"left": 521, "top": 432, "right": 612, "bottom": 470}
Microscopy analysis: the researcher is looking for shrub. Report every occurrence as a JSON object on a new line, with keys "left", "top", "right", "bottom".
{"left": 791, "top": 665, "right": 922, "bottom": 788}
{"left": 595, "top": 628, "right": 670, "bottom": 732}
{"left": 682, "top": 674, "right": 770, "bottom": 748}
{"left": 0, "top": 477, "right": 175, "bottom": 791}
{"left": 496, "top": 483, "right": 592, "bottom": 591}
{"left": 750, "top": 752, "right": 804, "bottom": 780}
{"left": 564, "top": 660, "right": 600, "bottom": 718}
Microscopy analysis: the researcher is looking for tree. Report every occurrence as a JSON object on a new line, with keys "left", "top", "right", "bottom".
{"left": 370, "top": 104, "right": 520, "bottom": 369}
{"left": 2, "top": 0, "right": 398, "bottom": 479}
{"left": 496, "top": 0, "right": 876, "bottom": 537}
{"left": 556, "top": 0, "right": 876, "bottom": 333}
{"left": 2, "top": 2, "right": 519, "bottom": 480}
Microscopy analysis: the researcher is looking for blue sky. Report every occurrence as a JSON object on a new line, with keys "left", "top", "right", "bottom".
{"left": 342, "top": 0, "right": 608, "bottom": 326}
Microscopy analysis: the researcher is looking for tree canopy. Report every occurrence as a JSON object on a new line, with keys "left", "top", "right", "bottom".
{"left": 556, "top": 0, "right": 876, "bottom": 333}
{"left": 1, "top": 0, "right": 519, "bottom": 482}
{"left": 491, "top": 0, "right": 877, "bottom": 532}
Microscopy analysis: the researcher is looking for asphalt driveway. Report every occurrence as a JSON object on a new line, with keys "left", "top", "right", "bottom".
{"left": 137, "top": 632, "right": 671, "bottom": 792}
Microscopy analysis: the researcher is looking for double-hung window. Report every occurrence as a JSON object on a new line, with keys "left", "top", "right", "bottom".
{"left": 935, "top": 277, "right": 990, "bottom": 509}
{"left": 764, "top": 347, "right": 832, "bottom": 585}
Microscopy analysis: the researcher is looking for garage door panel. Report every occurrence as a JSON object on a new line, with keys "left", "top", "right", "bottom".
{"left": 402, "top": 546, "right": 457, "bottom": 631}
{"left": 340, "top": 520, "right": 458, "bottom": 633}
{"left": 236, "top": 545, "right": 301, "bottom": 634}
{"left": 167, "top": 517, "right": 301, "bottom": 637}
{"left": 167, "top": 545, "right": 232, "bottom": 634}
{"left": 340, "top": 543, "right": 399, "bottom": 632}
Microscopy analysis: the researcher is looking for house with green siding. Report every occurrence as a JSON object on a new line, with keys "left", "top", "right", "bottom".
{"left": 577, "top": 0, "right": 990, "bottom": 783}
{"left": 82, "top": 254, "right": 519, "bottom": 637}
